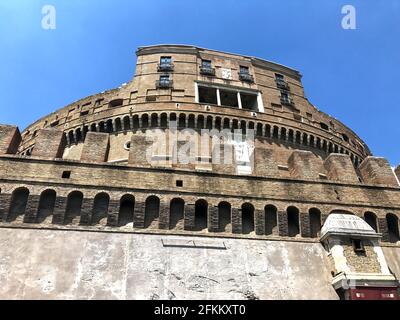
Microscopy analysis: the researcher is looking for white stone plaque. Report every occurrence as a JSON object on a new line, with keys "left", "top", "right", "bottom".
{"left": 221, "top": 68, "right": 232, "bottom": 80}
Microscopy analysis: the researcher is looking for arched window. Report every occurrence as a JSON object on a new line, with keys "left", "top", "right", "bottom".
{"left": 7, "top": 187, "right": 29, "bottom": 222}
{"left": 106, "top": 119, "right": 113, "bottom": 133}
{"left": 316, "top": 138, "right": 321, "bottom": 149}
{"left": 265, "top": 205, "right": 277, "bottom": 236}
{"left": 287, "top": 206, "right": 300, "bottom": 237}
{"left": 386, "top": 213, "right": 400, "bottom": 243}
{"left": 151, "top": 113, "right": 158, "bottom": 128}
{"left": 330, "top": 209, "right": 355, "bottom": 215}
{"left": 75, "top": 128, "right": 82, "bottom": 142}
{"left": 115, "top": 118, "right": 122, "bottom": 132}
{"left": 68, "top": 131, "right": 75, "bottom": 144}
{"left": 288, "top": 129, "right": 294, "bottom": 142}
{"left": 309, "top": 135, "right": 315, "bottom": 146}
{"left": 145, "top": 195, "right": 160, "bottom": 228}
{"left": 364, "top": 212, "right": 378, "bottom": 233}
{"left": 232, "top": 119, "right": 239, "bottom": 130}
{"left": 223, "top": 118, "right": 230, "bottom": 130}
{"left": 119, "top": 194, "right": 135, "bottom": 227}
{"left": 280, "top": 127, "right": 287, "bottom": 140}
{"left": 218, "top": 201, "right": 231, "bottom": 233}
{"left": 36, "top": 189, "right": 56, "bottom": 223}
{"left": 328, "top": 142, "right": 333, "bottom": 153}
{"left": 242, "top": 203, "right": 254, "bottom": 235}
{"left": 194, "top": 199, "right": 208, "bottom": 231}
{"left": 188, "top": 114, "right": 195, "bottom": 129}
{"left": 265, "top": 124, "right": 271, "bottom": 138}
{"left": 197, "top": 115, "right": 204, "bottom": 129}
{"left": 132, "top": 115, "right": 139, "bottom": 130}
{"left": 64, "top": 191, "right": 83, "bottom": 225}
{"left": 211, "top": 116, "right": 219, "bottom": 130}
{"left": 160, "top": 113, "right": 168, "bottom": 128}
{"left": 207, "top": 116, "right": 213, "bottom": 130}
{"left": 141, "top": 114, "right": 149, "bottom": 128}
{"left": 178, "top": 114, "right": 186, "bottom": 128}
{"left": 170, "top": 198, "right": 184, "bottom": 230}
{"left": 92, "top": 193, "right": 110, "bottom": 225}
{"left": 98, "top": 122, "right": 105, "bottom": 132}
{"left": 256, "top": 123, "right": 263, "bottom": 137}
{"left": 82, "top": 126, "right": 89, "bottom": 140}
{"left": 272, "top": 126, "right": 279, "bottom": 139}
{"left": 123, "top": 116, "right": 131, "bottom": 131}
{"left": 90, "top": 123, "right": 97, "bottom": 132}
{"left": 309, "top": 208, "right": 321, "bottom": 238}
{"left": 240, "top": 120, "right": 247, "bottom": 134}
{"left": 295, "top": 131, "right": 301, "bottom": 144}
{"left": 302, "top": 133, "right": 308, "bottom": 146}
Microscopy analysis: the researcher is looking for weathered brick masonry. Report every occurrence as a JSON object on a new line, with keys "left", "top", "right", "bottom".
{"left": 0, "top": 45, "right": 399, "bottom": 300}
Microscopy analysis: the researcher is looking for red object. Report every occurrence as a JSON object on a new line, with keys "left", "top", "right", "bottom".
{"left": 349, "top": 287, "right": 399, "bottom": 300}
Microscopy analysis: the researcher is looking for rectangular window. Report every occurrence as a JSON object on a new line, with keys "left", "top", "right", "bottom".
{"left": 240, "top": 66, "right": 250, "bottom": 75}
{"left": 160, "top": 75, "right": 169, "bottom": 83}
{"left": 157, "top": 75, "right": 172, "bottom": 88}
{"left": 62, "top": 171, "right": 71, "bottom": 179}
{"left": 176, "top": 180, "right": 183, "bottom": 187}
{"left": 160, "top": 56, "right": 171, "bottom": 65}
{"left": 240, "top": 92, "right": 258, "bottom": 110}
{"left": 198, "top": 86, "right": 218, "bottom": 105}
{"left": 158, "top": 56, "right": 174, "bottom": 72}
{"left": 352, "top": 239, "right": 365, "bottom": 253}
{"left": 200, "top": 59, "right": 215, "bottom": 76}
{"left": 202, "top": 60, "right": 212, "bottom": 69}
{"left": 220, "top": 89, "right": 238, "bottom": 108}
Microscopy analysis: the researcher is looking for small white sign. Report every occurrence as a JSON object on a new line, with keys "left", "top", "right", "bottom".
{"left": 221, "top": 68, "right": 232, "bottom": 80}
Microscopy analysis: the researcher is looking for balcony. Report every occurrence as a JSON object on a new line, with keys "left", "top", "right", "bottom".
{"left": 156, "top": 80, "right": 173, "bottom": 89}
{"left": 239, "top": 72, "right": 254, "bottom": 83}
{"left": 200, "top": 66, "right": 216, "bottom": 76}
{"left": 157, "top": 63, "right": 174, "bottom": 72}
{"left": 281, "top": 96, "right": 294, "bottom": 106}
{"left": 276, "top": 79, "right": 290, "bottom": 90}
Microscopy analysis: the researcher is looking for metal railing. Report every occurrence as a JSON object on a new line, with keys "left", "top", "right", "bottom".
{"left": 276, "top": 79, "right": 290, "bottom": 90}
{"left": 239, "top": 72, "right": 254, "bottom": 83}
{"left": 156, "top": 80, "right": 174, "bottom": 89}
{"left": 157, "top": 63, "right": 174, "bottom": 72}
{"left": 200, "top": 66, "right": 216, "bottom": 76}
{"left": 281, "top": 97, "right": 294, "bottom": 106}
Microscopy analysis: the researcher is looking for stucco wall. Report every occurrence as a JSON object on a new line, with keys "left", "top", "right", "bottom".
{"left": 0, "top": 227, "right": 338, "bottom": 300}
{"left": 383, "top": 246, "right": 400, "bottom": 281}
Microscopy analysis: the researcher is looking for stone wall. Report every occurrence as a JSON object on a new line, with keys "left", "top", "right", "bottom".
{"left": 0, "top": 227, "right": 338, "bottom": 300}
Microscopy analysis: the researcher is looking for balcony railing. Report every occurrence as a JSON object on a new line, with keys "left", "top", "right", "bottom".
{"left": 239, "top": 72, "right": 254, "bottom": 83}
{"left": 156, "top": 80, "right": 173, "bottom": 89}
{"left": 276, "top": 79, "right": 290, "bottom": 90}
{"left": 281, "top": 96, "right": 294, "bottom": 106}
{"left": 200, "top": 66, "right": 216, "bottom": 76}
{"left": 157, "top": 63, "right": 174, "bottom": 72}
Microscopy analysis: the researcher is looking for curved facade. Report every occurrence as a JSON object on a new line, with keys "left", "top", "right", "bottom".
{"left": 0, "top": 45, "right": 399, "bottom": 300}
{"left": 19, "top": 45, "right": 369, "bottom": 165}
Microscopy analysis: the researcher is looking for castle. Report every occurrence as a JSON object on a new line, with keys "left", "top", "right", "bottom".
{"left": 0, "top": 45, "right": 399, "bottom": 300}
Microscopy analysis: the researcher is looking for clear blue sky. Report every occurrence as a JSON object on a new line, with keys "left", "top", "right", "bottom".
{"left": 0, "top": 0, "right": 399, "bottom": 165}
